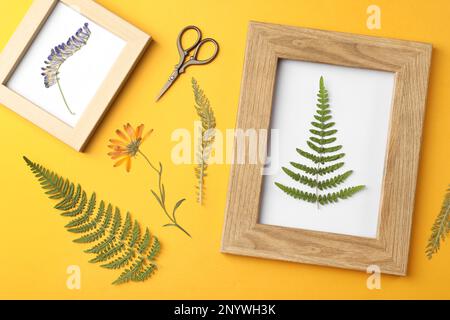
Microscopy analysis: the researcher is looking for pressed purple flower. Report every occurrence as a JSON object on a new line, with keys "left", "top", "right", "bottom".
{"left": 41, "top": 23, "right": 91, "bottom": 115}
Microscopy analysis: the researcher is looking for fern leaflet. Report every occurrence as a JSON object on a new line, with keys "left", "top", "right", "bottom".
{"left": 192, "top": 78, "right": 216, "bottom": 205}
{"left": 41, "top": 23, "right": 91, "bottom": 115}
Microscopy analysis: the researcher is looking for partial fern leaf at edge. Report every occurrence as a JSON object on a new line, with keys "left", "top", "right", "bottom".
{"left": 426, "top": 186, "right": 450, "bottom": 259}
{"left": 23, "top": 156, "right": 160, "bottom": 285}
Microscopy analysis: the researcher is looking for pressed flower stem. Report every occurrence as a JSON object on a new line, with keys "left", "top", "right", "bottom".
{"left": 56, "top": 75, "right": 75, "bottom": 115}
{"left": 138, "top": 150, "right": 191, "bottom": 238}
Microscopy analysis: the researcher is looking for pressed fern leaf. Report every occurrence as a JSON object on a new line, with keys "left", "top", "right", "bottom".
{"left": 275, "top": 76, "right": 365, "bottom": 208}
{"left": 426, "top": 186, "right": 450, "bottom": 259}
{"left": 24, "top": 156, "right": 160, "bottom": 285}
{"left": 192, "top": 78, "right": 216, "bottom": 205}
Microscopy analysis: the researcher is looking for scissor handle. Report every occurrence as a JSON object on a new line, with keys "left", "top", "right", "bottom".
{"left": 179, "top": 38, "right": 219, "bottom": 73}
{"left": 177, "top": 25, "right": 202, "bottom": 61}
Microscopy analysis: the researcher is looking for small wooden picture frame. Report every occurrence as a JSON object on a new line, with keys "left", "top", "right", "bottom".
{"left": 221, "top": 22, "right": 432, "bottom": 275}
{"left": 0, "top": 0, "right": 150, "bottom": 151}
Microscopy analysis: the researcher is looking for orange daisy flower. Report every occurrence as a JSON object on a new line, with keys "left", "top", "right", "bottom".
{"left": 108, "top": 123, "right": 153, "bottom": 172}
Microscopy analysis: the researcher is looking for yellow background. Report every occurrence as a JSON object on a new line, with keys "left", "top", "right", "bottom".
{"left": 1, "top": 0, "right": 449, "bottom": 300}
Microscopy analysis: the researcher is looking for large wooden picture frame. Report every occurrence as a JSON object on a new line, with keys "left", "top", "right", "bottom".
{"left": 221, "top": 21, "right": 432, "bottom": 275}
{"left": 0, "top": 0, "right": 150, "bottom": 151}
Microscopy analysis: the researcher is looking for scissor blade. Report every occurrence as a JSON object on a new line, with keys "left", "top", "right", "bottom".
{"left": 155, "top": 77, "right": 177, "bottom": 102}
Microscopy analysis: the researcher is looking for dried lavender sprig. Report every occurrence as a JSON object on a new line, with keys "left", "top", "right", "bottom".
{"left": 41, "top": 23, "right": 91, "bottom": 115}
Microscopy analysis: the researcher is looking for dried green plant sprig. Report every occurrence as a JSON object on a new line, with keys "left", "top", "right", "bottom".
{"left": 426, "top": 186, "right": 450, "bottom": 259}
{"left": 24, "top": 156, "right": 160, "bottom": 285}
{"left": 192, "top": 78, "right": 216, "bottom": 205}
{"left": 141, "top": 153, "right": 191, "bottom": 238}
{"left": 108, "top": 124, "right": 190, "bottom": 238}
{"left": 41, "top": 23, "right": 91, "bottom": 115}
{"left": 275, "top": 76, "right": 365, "bottom": 208}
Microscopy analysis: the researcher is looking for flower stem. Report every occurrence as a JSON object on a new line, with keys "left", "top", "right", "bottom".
{"left": 56, "top": 76, "right": 75, "bottom": 115}
{"left": 164, "top": 223, "right": 192, "bottom": 238}
{"left": 139, "top": 150, "right": 159, "bottom": 173}
{"left": 138, "top": 150, "right": 191, "bottom": 238}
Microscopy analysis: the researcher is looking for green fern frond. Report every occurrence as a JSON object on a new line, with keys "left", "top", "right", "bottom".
{"left": 426, "top": 186, "right": 450, "bottom": 259}
{"left": 275, "top": 76, "right": 365, "bottom": 208}
{"left": 282, "top": 167, "right": 317, "bottom": 188}
{"left": 24, "top": 156, "right": 160, "bottom": 285}
{"left": 317, "top": 186, "right": 365, "bottom": 205}
{"left": 192, "top": 77, "right": 216, "bottom": 205}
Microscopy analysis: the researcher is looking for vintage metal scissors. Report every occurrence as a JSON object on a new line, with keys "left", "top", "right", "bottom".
{"left": 156, "top": 25, "right": 219, "bottom": 101}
